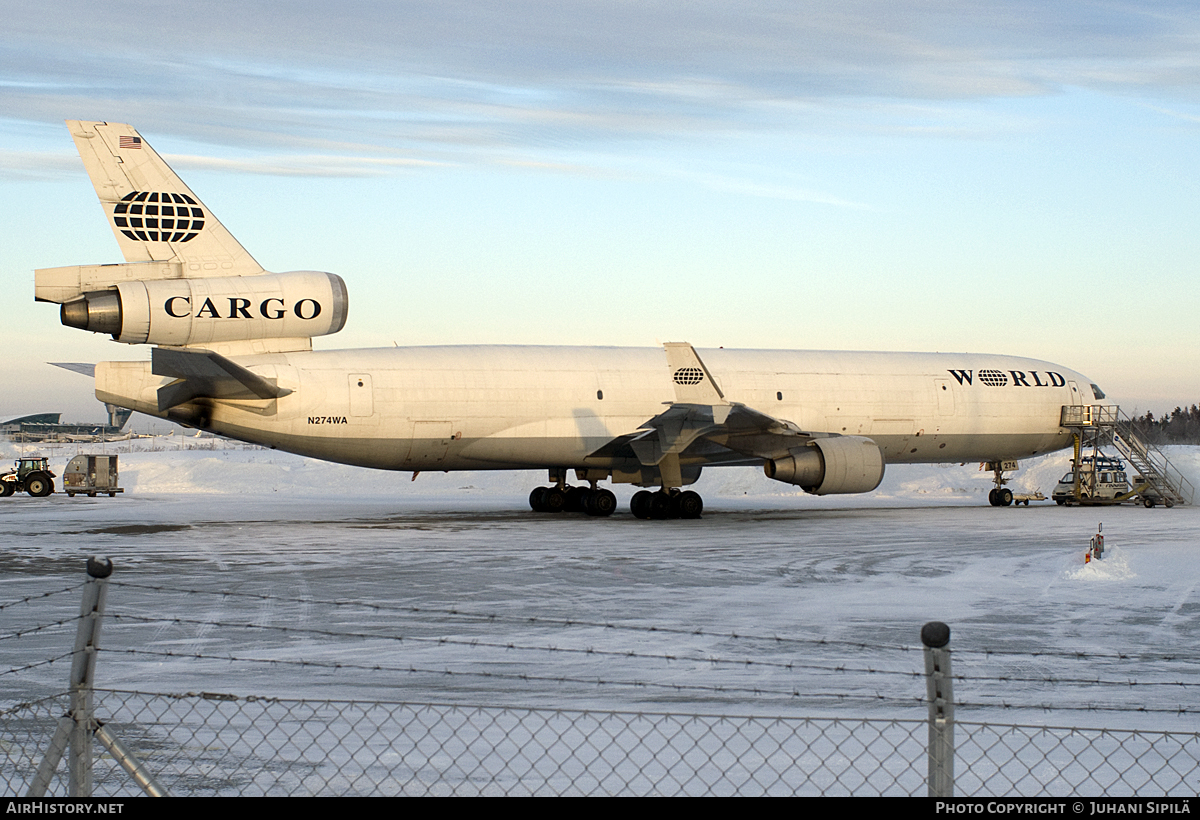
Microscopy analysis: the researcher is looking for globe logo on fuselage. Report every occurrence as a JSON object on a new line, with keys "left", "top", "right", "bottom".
{"left": 113, "top": 191, "right": 205, "bottom": 243}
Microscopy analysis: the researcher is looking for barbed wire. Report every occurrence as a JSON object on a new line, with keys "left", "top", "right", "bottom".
{"left": 0, "top": 651, "right": 77, "bottom": 679}
{"left": 95, "top": 645, "right": 926, "bottom": 706}
{"left": 8, "top": 581, "right": 1193, "bottom": 717}
{"left": 103, "top": 611, "right": 926, "bottom": 680}
{"left": 951, "top": 698, "right": 1200, "bottom": 716}
{"left": 108, "top": 581, "right": 1200, "bottom": 667}
{"left": 73, "top": 687, "right": 1200, "bottom": 720}
{"left": 94, "top": 687, "right": 936, "bottom": 721}
{"left": 959, "top": 647, "right": 1200, "bottom": 664}
{"left": 99, "top": 611, "right": 1200, "bottom": 693}
{"left": 0, "top": 583, "right": 86, "bottom": 612}
{"left": 108, "top": 580, "right": 923, "bottom": 653}
{"left": 0, "top": 691, "right": 65, "bottom": 718}
{"left": 0, "top": 615, "right": 84, "bottom": 643}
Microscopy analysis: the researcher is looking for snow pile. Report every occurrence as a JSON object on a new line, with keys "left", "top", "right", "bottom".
{"left": 1064, "top": 545, "right": 1137, "bottom": 582}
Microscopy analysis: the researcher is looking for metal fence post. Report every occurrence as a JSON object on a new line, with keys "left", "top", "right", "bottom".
{"left": 28, "top": 556, "right": 168, "bottom": 797}
{"left": 68, "top": 556, "right": 111, "bottom": 797}
{"left": 922, "top": 621, "right": 954, "bottom": 798}
{"left": 30, "top": 557, "right": 112, "bottom": 797}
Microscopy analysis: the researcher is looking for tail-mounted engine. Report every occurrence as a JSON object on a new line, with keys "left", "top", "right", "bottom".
{"left": 37, "top": 266, "right": 347, "bottom": 347}
{"left": 764, "top": 435, "right": 885, "bottom": 495}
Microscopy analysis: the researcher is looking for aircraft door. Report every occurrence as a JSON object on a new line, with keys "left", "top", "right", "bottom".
{"left": 349, "top": 374, "right": 374, "bottom": 417}
{"left": 934, "top": 379, "right": 955, "bottom": 416}
{"left": 1067, "top": 380, "right": 1084, "bottom": 405}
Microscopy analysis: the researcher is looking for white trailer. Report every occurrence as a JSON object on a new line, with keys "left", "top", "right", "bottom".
{"left": 63, "top": 454, "right": 123, "bottom": 497}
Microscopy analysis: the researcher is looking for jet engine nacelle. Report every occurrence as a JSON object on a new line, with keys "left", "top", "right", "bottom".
{"left": 764, "top": 436, "right": 886, "bottom": 495}
{"left": 59, "top": 270, "right": 348, "bottom": 346}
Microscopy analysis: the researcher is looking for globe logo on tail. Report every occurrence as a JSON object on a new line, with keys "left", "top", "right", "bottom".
{"left": 112, "top": 191, "right": 205, "bottom": 243}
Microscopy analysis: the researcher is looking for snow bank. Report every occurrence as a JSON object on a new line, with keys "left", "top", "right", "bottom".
{"left": 3, "top": 436, "right": 1197, "bottom": 504}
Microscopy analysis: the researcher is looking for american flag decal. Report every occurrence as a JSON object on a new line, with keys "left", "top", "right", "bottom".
{"left": 119, "top": 136, "right": 142, "bottom": 149}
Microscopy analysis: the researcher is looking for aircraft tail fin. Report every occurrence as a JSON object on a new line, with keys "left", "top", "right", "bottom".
{"left": 66, "top": 120, "right": 263, "bottom": 276}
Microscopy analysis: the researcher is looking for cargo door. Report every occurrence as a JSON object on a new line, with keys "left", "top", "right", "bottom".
{"left": 404, "top": 421, "right": 454, "bottom": 467}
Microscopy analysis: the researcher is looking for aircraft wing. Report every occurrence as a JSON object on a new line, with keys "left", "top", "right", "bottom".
{"left": 152, "top": 347, "right": 291, "bottom": 411}
{"left": 591, "top": 343, "right": 812, "bottom": 468}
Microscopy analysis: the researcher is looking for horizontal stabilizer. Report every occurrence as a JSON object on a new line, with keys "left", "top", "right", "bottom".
{"left": 152, "top": 347, "right": 291, "bottom": 411}
{"left": 50, "top": 362, "right": 97, "bottom": 377}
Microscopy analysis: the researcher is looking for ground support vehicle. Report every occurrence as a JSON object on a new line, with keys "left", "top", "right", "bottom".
{"left": 0, "top": 457, "right": 56, "bottom": 498}
{"left": 1134, "top": 475, "right": 1174, "bottom": 508}
{"left": 63, "top": 454, "right": 123, "bottom": 498}
{"left": 1052, "top": 455, "right": 1132, "bottom": 506}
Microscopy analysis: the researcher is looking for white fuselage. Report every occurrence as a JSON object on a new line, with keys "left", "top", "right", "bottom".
{"left": 96, "top": 345, "right": 1097, "bottom": 479}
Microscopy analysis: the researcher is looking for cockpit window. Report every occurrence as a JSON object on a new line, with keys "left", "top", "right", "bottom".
{"left": 1090, "top": 384, "right": 1106, "bottom": 400}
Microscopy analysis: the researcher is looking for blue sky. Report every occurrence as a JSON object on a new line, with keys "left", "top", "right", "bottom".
{"left": 3, "top": 0, "right": 1199, "bottom": 421}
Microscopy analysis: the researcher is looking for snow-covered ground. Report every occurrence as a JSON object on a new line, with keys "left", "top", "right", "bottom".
{"left": 3, "top": 438, "right": 1199, "bottom": 734}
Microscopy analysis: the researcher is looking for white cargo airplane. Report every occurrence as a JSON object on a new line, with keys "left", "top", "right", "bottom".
{"left": 37, "top": 121, "right": 1106, "bottom": 518}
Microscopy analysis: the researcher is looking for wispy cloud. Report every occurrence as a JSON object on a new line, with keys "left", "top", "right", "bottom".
{"left": 6, "top": 1, "right": 1200, "bottom": 168}
{"left": 0, "top": 150, "right": 87, "bottom": 180}
{"left": 165, "top": 153, "right": 448, "bottom": 177}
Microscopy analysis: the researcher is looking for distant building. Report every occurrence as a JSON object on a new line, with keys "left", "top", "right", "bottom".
{"left": 1, "top": 404, "right": 133, "bottom": 441}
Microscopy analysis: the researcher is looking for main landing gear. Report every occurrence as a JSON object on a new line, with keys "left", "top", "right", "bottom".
{"left": 529, "top": 485, "right": 618, "bottom": 517}
{"left": 529, "top": 466, "right": 704, "bottom": 520}
{"left": 629, "top": 489, "right": 703, "bottom": 520}
{"left": 527, "top": 484, "right": 705, "bottom": 519}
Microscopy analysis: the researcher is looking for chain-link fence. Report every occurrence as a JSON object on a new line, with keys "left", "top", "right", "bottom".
{"left": 4, "top": 690, "right": 1199, "bottom": 796}
{"left": 2, "top": 690, "right": 930, "bottom": 796}
{"left": 954, "top": 723, "right": 1200, "bottom": 797}
{"left": 3, "top": 558, "right": 1200, "bottom": 796}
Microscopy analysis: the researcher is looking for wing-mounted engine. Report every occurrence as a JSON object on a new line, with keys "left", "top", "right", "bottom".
{"left": 604, "top": 343, "right": 886, "bottom": 497}
{"left": 765, "top": 436, "right": 886, "bottom": 495}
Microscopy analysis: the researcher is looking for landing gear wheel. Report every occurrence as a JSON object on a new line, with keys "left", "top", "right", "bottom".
{"left": 988, "top": 489, "right": 999, "bottom": 506}
{"left": 543, "top": 487, "right": 567, "bottom": 513}
{"left": 630, "top": 490, "right": 653, "bottom": 519}
{"left": 564, "top": 486, "right": 589, "bottom": 513}
{"left": 998, "top": 488, "right": 1013, "bottom": 507}
{"left": 676, "top": 491, "right": 703, "bottom": 519}
{"left": 529, "top": 487, "right": 548, "bottom": 512}
{"left": 25, "top": 473, "right": 53, "bottom": 498}
{"left": 585, "top": 489, "right": 617, "bottom": 517}
{"left": 649, "top": 492, "right": 674, "bottom": 520}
